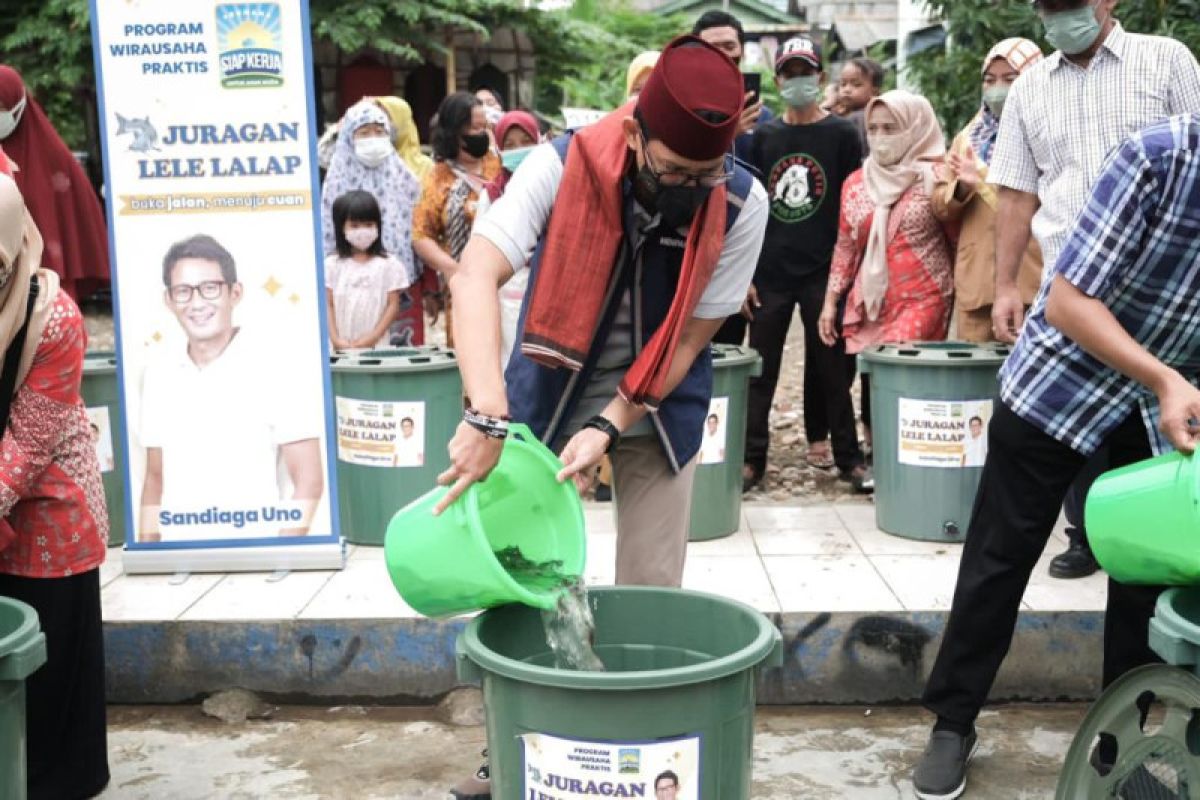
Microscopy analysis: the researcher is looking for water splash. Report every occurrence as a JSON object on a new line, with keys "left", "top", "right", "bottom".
{"left": 492, "top": 546, "right": 604, "bottom": 671}
{"left": 541, "top": 579, "right": 605, "bottom": 672}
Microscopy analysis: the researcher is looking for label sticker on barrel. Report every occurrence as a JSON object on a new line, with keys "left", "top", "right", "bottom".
{"left": 334, "top": 397, "right": 425, "bottom": 468}
{"left": 698, "top": 396, "right": 729, "bottom": 466}
{"left": 898, "top": 398, "right": 992, "bottom": 468}
{"left": 521, "top": 732, "right": 700, "bottom": 799}
{"left": 86, "top": 406, "right": 116, "bottom": 473}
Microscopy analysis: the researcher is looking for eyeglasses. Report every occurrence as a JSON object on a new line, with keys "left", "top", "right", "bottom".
{"left": 639, "top": 132, "right": 734, "bottom": 189}
{"left": 168, "top": 280, "right": 227, "bottom": 304}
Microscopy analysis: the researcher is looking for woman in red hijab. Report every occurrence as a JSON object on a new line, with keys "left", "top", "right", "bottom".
{"left": 0, "top": 65, "right": 110, "bottom": 302}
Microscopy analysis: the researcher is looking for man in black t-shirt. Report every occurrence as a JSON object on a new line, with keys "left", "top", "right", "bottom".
{"left": 743, "top": 36, "right": 870, "bottom": 493}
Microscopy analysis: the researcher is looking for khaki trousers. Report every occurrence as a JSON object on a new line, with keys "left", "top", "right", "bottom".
{"left": 609, "top": 435, "right": 697, "bottom": 587}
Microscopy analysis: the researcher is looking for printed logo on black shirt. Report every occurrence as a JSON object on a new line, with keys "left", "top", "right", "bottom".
{"left": 766, "top": 153, "right": 827, "bottom": 223}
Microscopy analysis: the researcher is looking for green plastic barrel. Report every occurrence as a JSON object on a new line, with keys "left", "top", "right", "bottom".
{"left": 81, "top": 352, "right": 125, "bottom": 546}
{"left": 330, "top": 348, "right": 461, "bottom": 545}
{"left": 859, "top": 342, "right": 1010, "bottom": 542}
{"left": 457, "top": 586, "right": 783, "bottom": 800}
{"left": 1058, "top": 590, "right": 1200, "bottom": 798}
{"left": 1148, "top": 587, "right": 1200, "bottom": 672}
{"left": 1088, "top": 452, "right": 1200, "bottom": 585}
{"left": 385, "top": 424, "right": 586, "bottom": 617}
{"left": 689, "top": 345, "right": 762, "bottom": 542}
{"left": 0, "top": 596, "right": 47, "bottom": 800}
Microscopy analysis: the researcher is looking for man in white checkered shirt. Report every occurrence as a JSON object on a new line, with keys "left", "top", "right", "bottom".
{"left": 912, "top": 2, "right": 1200, "bottom": 798}
{"left": 988, "top": 0, "right": 1200, "bottom": 586}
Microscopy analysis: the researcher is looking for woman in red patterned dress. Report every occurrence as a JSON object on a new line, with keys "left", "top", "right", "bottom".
{"left": 819, "top": 90, "right": 954, "bottom": 437}
{"left": 0, "top": 159, "right": 109, "bottom": 798}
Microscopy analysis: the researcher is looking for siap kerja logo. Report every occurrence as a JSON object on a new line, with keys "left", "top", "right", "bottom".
{"left": 216, "top": 3, "right": 284, "bottom": 88}
{"left": 618, "top": 748, "right": 641, "bottom": 774}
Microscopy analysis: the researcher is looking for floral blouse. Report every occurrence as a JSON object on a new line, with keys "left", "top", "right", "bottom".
{"left": 0, "top": 289, "right": 107, "bottom": 578}
{"left": 412, "top": 155, "right": 501, "bottom": 259}
{"left": 829, "top": 170, "right": 954, "bottom": 355}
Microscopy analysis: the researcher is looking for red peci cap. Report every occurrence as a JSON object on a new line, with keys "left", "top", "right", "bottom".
{"left": 635, "top": 35, "right": 743, "bottom": 161}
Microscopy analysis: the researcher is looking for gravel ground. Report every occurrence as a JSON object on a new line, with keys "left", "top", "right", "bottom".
{"left": 81, "top": 303, "right": 858, "bottom": 503}
{"left": 740, "top": 307, "right": 865, "bottom": 503}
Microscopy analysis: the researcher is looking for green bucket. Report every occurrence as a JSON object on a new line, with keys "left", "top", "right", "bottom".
{"left": 1087, "top": 451, "right": 1200, "bottom": 585}
{"left": 457, "top": 586, "right": 783, "bottom": 800}
{"left": 0, "top": 596, "right": 47, "bottom": 800}
{"left": 384, "top": 423, "right": 586, "bottom": 617}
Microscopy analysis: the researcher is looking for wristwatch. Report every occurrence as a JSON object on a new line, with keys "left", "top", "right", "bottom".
{"left": 583, "top": 415, "right": 621, "bottom": 454}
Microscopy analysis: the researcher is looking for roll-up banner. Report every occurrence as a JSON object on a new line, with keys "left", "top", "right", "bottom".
{"left": 90, "top": 1, "right": 343, "bottom": 573}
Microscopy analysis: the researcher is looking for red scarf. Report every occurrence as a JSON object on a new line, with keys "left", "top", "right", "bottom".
{"left": 0, "top": 66, "right": 110, "bottom": 301}
{"left": 520, "top": 106, "right": 726, "bottom": 409}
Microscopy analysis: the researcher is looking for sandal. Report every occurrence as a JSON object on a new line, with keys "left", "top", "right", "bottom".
{"left": 806, "top": 443, "right": 835, "bottom": 470}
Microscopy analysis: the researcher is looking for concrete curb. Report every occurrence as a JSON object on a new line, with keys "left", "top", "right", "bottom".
{"left": 105, "top": 610, "right": 1103, "bottom": 705}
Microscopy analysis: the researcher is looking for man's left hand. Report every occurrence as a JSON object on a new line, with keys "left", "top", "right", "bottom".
{"left": 557, "top": 428, "right": 613, "bottom": 494}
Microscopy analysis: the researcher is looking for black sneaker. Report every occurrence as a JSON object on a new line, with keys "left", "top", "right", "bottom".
{"left": 1048, "top": 538, "right": 1100, "bottom": 579}
{"left": 913, "top": 729, "right": 977, "bottom": 800}
{"left": 448, "top": 749, "right": 490, "bottom": 799}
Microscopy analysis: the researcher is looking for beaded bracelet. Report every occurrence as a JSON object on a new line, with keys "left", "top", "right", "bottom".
{"left": 464, "top": 407, "right": 511, "bottom": 440}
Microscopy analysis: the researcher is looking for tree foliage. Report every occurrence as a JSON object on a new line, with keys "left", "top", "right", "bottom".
{"left": 542, "top": 0, "right": 688, "bottom": 113}
{"left": 0, "top": 0, "right": 659, "bottom": 147}
{"left": 0, "top": 0, "right": 95, "bottom": 150}
{"left": 908, "top": 0, "right": 1200, "bottom": 136}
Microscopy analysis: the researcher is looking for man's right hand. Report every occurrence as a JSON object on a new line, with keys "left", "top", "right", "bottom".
{"left": 433, "top": 421, "right": 505, "bottom": 515}
{"left": 992, "top": 285, "right": 1025, "bottom": 344}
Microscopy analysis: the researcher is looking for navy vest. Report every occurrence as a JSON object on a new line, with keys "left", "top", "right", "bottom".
{"left": 504, "top": 133, "right": 754, "bottom": 471}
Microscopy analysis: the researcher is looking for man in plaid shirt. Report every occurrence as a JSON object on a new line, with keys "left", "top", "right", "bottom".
{"left": 989, "top": 0, "right": 1200, "bottom": 584}
{"left": 916, "top": 115, "right": 1200, "bottom": 798}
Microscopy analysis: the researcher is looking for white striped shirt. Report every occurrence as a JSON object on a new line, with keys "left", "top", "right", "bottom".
{"left": 990, "top": 23, "right": 1200, "bottom": 277}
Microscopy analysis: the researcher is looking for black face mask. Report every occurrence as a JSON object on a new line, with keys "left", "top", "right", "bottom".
{"left": 461, "top": 132, "right": 491, "bottom": 159}
{"left": 633, "top": 162, "right": 713, "bottom": 230}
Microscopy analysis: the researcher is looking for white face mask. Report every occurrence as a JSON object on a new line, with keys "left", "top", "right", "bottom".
{"left": 0, "top": 94, "right": 27, "bottom": 140}
{"left": 354, "top": 135, "right": 393, "bottom": 168}
{"left": 345, "top": 226, "right": 379, "bottom": 251}
{"left": 870, "top": 133, "right": 908, "bottom": 167}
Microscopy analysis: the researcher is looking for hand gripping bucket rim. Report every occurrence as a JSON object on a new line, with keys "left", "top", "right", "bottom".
{"left": 385, "top": 423, "right": 586, "bottom": 616}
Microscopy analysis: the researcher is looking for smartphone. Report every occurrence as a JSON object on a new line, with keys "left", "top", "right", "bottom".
{"left": 742, "top": 72, "right": 761, "bottom": 107}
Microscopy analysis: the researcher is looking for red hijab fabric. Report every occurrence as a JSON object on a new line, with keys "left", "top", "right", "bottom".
{"left": 0, "top": 66, "right": 110, "bottom": 300}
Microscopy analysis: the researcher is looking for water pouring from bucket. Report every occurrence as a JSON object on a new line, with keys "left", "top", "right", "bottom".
{"left": 384, "top": 423, "right": 588, "bottom": 618}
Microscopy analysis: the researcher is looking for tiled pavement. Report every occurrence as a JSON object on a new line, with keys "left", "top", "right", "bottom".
{"left": 99, "top": 500, "right": 1102, "bottom": 622}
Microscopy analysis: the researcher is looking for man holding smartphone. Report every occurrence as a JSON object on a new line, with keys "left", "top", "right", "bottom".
{"left": 741, "top": 36, "right": 868, "bottom": 493}
{"left": 693, "top": 10, "right": 773, "bottom": 346}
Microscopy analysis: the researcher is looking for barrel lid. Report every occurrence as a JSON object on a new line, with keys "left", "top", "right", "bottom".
{"left": 710, "top": 343, "right": 761, "bottom": 368}
{"left": 858, "top": 341, "right": 1011, "bottom": 367}
{"left": 330, "top": 346, "right": 458, "bottom": 373}
{"left": 83, "top": 350, "right": 118, "bottom": 372}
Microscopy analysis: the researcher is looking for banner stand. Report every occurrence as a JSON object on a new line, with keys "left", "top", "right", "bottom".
{"left": 90, "top": 0, "right": 344, "bottom": 573}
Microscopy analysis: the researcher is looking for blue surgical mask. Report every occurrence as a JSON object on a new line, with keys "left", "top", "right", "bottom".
{"left": 1042, "top": 3, "right": 1103, "bottom": 56}
{"left": 780, "top": 75, "right": 822, "bottom": 109}
{"left": 501, "top": 146, "right": 535, "bottom": 172}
